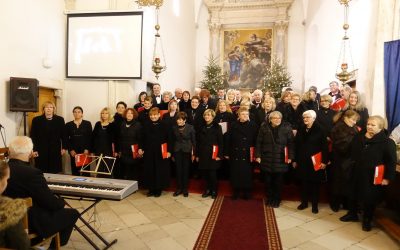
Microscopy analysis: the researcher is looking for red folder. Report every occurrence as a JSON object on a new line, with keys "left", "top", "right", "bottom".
{"left": 75, "top": 154, "right": 90, "bottom": 167}
{"left": 373, "top": 164, "right": 385, "bottom": 185}
{"left": 137, "top": 106, "right": 145, "bottom": 112}
{"left": 159, "top": 110, "right": 169, "bottom": 120}
{"left": 284, "top": 146, "right": 289, "bottom": 164}
{"left": 311, "top": 152, "right": 322, "bottom": 171}
{"left": 212, "top": 145, "right": 219, "bottom": 160}
{"left": 131, "top": 144, "right": 139, "bottom": 159}
{"left": 330, "top": 98, "right": 346, "bottom": 111}
{"left": 161, "top": 143, "right": 168, "bottom": 159}
{"left": 250, "top": 147, "right": 255, "bottom": 162}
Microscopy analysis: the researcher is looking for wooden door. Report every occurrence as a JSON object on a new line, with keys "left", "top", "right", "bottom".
{"left": 27, "top": 88, "right": 56, "bottom": 134}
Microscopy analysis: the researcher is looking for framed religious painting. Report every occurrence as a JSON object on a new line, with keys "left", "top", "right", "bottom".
{"left": 221, "top": 28, "right": 273, "bottom": 90}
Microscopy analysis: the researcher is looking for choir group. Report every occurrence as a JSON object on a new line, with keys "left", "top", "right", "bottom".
{"left": 29, "top": 81, "right": 397, "bottom": 232}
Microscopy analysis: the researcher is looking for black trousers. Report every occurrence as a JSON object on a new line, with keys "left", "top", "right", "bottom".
{"left": 265, "top": 172, "right": 284, "bottom": 202}
{"left": 300, "top": 180, "right": 321, "bottom": 206}
{"left": 174, "top": 151, "right": 191, "bottom": 192}
{"left": 202, "top": 169, "right": 218, "bottom": 191}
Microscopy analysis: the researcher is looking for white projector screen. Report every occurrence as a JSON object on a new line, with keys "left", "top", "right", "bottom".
{"left": 67, "top": 12, "right": 143, "bottom": 79}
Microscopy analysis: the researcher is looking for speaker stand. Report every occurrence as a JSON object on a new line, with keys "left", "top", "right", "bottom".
{"left": 23, "top": 112, "right": 27, "bottom": 136}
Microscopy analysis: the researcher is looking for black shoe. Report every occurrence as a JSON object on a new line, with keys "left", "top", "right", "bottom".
{"left": 297, "top": 203, "right": 308, "bottom": 210}
{"left": 202, "top": 190, "right": 211, "bottom": 198}
{"left": 173, "top": 190, "right": 182, "bottom": 197}
{"left": 154, "top": 190, "right": 162, "bottom": 197}
{"left": 312, "top": 206, "right": 319, "bottom": 214}
{"left": 211, "top": 191, "right": 217, "bottom": 199}
{"left": 362, "top": 218, "right": 372, "bottom": 231}
{"left": 147, "top": 191, "right": 155, "bottom": 197}
{"left": 340, "top": 213, "right": 359, "bottom": 222}
{"left": 231, "top": 192, "right": 239, "bottom": 200}
{"left": 183, "top": 192, "right": 189, "bottom": 197}
{"left": 330, "top": 203, "right": 340, "bottom": 212}
{"left": 271, "top": 200, "right": 280, "bottom": 208}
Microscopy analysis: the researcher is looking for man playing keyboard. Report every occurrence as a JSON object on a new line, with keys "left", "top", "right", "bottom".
{"left": 4, "top": 136, "right": 79, "bottom": 248}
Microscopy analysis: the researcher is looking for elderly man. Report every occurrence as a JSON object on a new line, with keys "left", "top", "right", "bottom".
{"left": 328, "top": 81, "right": 341, "bottom": 102}
{"left": 173, "top": 88, "right": 183, "bottom": 102}
{"left": 252, "top": 89, "right": 263, "bottom": 109}
{"left": 4, "top": 136, "right": 79, "bottom": 247}
{"left": 151, "top": 83, "right": 162, "bottom": 105}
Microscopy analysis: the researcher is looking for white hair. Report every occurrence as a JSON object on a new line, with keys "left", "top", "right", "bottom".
{"left": 302, "top": 110, "right": 317, "bottom": 119}
{"left": 9, "top": 136, "right": 33, "bottom": 156}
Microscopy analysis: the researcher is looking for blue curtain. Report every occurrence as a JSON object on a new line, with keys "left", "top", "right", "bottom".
{"left": 384, "top": 40, "right": 400, "bottom": 132}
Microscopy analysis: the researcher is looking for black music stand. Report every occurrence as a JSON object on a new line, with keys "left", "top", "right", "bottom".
{"left": 63, "top": 196, "right": 117, "bottom": 250}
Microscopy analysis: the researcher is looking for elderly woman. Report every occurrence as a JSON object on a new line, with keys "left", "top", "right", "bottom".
{"left": 256, "top": 111, "right": 294, "bottom": 207}
{"left": 340, "top": 116, "right": 396, "bottom": 231}
{"left": 226, "top": 89, "right": 239, "bottom": 113}
{"left": 283, "top": 93, "right": 306, "bottom": 134}
{"left": 302, "top": 90, "right": 319, "bottom": 112}
{"left": 330, "top": 110, "right": 360, "bottom": 212}
{"left": 158, "top": 91, "right": 173, "bottom": 110}
{"left": 196, "top": 109, "right": 223, "bottom": 199}
{"left": 316, "top": 95, "right": 336, "bottom": 138}
{"left": 276, "top": 90, "right": 291, "bottom": 114}
{"left": 199, "top": 89, "right": 217, "bottom": 110}
{"left": 255, "top": 96, "right": 276, "bottom": 126}
{"left": 293, "top": 110, "right": 329, "bottom": 213}
{"left": 0, "top": 161, "right": 30, "bottom": 250}
{"left": 225, "top": 107, "right": 258, "bottom": 200}
{"left": 342, "top": 90, "right": 369, "bottom": 132}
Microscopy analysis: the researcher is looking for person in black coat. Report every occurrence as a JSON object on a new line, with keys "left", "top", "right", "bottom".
{"left": 340, "top": 116, "right": 397, "bottom": 231}
{"left": 179, "top": 91, "right": 191, "bottom": 112}
{"left": 162, "top": 99, "right": 179, "bottom": 130}
{"left": 226, "top": 107, "right": 258, "bottom": 200}
{"left": 282, "top": 93, "right": 306, "bottom": 135}
{"left": 255, "top": 97, "right": 276, "bottom": 126}
{"left": 65, "top": 106, "right": 92, "bottom": 176}
{"left": 302, "top": 90, "right": 319, "bottom": 112}
{"left": 186, "top": 96, "right": 205, "bottom": 134}
{"left": 293, "top": 110, "right": 329, "bottom": 214}
{"left": 4, "top": 136, "right": 79, "bottom": 247}
{"left": 31, "top": 101, "right": 67, "bottom": 174}
{"left": 199, "top": 89, "right": 217, "bottom": 110}
{"left": 196, "top": 109, "right": 223, "bottom": 199}
{"left": 138, "top": 96, "right": 154, "bottom": 125}
{"left": 316, "top": 95, "right": 336, "bottom": 138}
{"left": 134, "top": 91, "right": 148, "bottom": 111}
{"left": 142, "top": 107, "right": 172, "bottom": 197}
{"left": 171, "top": 112, "right": 196, "bottom": 197}
{"left": 215, "top": 100, "right": 236, "bottom": 180}
{"left": 255, "top": 111, "right": 294, "bottom": 207}
{"left": 116, "top": 108, "right": 143, "bottom": 181}
{"left": 330, "top": 110, "right": 360, "bottom": 212}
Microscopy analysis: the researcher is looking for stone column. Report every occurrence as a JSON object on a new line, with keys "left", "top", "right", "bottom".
{"left": 209, "top": 22, "right": 221, "bottom": 58}
{"left": 274, "top": 20, "right": 289, "bottom": 63}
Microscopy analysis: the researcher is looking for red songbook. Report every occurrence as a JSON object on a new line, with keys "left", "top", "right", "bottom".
{"left": 330, "top": 98, "right": 346, "bottom": 111}
{"left": 161, "top": 143, "right": 168, "bottom": 159}
{"left": 159, "top": 110, "right": 169, "bottom": 120}
{"left": 75, "top": 154, "right": 90, "bottom": 167}
{"left": 131, "top": 144, "right": 139, "bottom": 159}
{"left": 311, "top": 152, "right": 322, "bottom": 171}
{"left": 373, "top": 165, "right": 385, "bottom": 185}
{"left": 212, "top": 145, "right": 219, "bottom": 160}
{"left": 284, "top": 146, "right": 289, "bottom": 164}
{"left": 250, "top": 147, "right": 255, "bottom": 162}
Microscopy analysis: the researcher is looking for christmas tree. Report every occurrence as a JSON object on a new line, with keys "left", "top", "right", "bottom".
{"left": 263, "top": 58, "right": 292, "bottom": 98}
{"left": 200, "top": 55, "right": 226, "bottom": 96}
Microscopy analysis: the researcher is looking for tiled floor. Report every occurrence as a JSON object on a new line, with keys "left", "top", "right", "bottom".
{"left": 63, "top": 191, "right": 399, "bottom": 250}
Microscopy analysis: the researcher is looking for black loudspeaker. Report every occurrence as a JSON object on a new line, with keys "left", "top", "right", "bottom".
{"left": 9, "top": 77, "right": 39, "bottom": 112}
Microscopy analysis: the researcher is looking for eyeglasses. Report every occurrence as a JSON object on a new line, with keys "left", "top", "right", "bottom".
{"left": 303, "top": 116, "right": 312, "bottom": 119}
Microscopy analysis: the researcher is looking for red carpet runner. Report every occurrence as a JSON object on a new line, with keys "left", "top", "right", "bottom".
{"left": 193, "top": 196, "right": 282, "bottom": 250}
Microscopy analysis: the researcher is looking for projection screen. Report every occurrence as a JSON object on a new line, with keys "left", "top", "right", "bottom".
{"left": 67, "top": 12, "right": 143, "bottom": 79}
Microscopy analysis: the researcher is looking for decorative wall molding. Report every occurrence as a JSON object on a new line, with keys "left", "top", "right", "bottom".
{"left": 204, "top": 0, "right": 294, "bottom": 62}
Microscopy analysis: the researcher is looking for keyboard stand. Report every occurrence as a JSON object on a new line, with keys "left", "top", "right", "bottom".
{"left": 63, "top": 196, "right": 118, "bottom": 250}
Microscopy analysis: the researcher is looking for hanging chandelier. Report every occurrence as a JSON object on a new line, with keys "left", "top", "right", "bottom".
{"left": 135, "top": 0, "right": 163, "bottom": 8}
{"left": 335, "top": 0, "right": 355, "bottom": 84}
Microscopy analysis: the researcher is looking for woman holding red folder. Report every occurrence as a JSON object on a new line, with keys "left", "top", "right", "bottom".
{"left": 255, "top": 110, "right": 294, "bottom": 207}
{"left": 196, "top": 109, "right": 223, "bottom": 199}
{"left": 340, "top": 116, "right": 396, "bottom": 231}
{"left": 142, "top": 107, "right": 172, "bottom": 197}
{"left": 293, "top": 110, "right": 329, "bottom": 214}
{"left": 117, "top": 108, "right": 143, "bottom": 181}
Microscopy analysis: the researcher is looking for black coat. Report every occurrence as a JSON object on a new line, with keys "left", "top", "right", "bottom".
{"left": 172, "top": 124, "right": 196, "bottom": 153}
{"left": 4, "top": 159, "right": 78, "bottom": 239}
{"left": 330, "top": 120, "right": 359, "bottom": 195}
{"left": 283, "top": 104, "right": 306, "bottom": 130}
{"left": 226, "top": 120, "right": 258, "bottom": 188}
{"left": 343, "top": 107, "right": 369, "bottom": 132}
{"left": 30, "top": 115, "right": 67, "bottom": 173}
{"left": 316, "top": 107, "right": 336, "bottom": 138}
{"left": 162, "top": 112, "right": 178, "bottom": 130}
{"left": 142, "top": 120, "right": 172, "bottom": 189}
{"left": 186, "top": 107, "right": 205, "bottom": 133}
{"left": 91, "top": 122, "right": 115, "bottom": 156}
{"left": 256, "top": 121, "right": 294, "bottom": 173}
{"left": 255, "top": 108, "right": 273, "bottom": 127}
{"left": 196, "top": 122, "right": 223, "bottom": 170}
{"left": 65, "top": 120, "right": 92, "bottom": 153}
{"left": 350, "top": 131, "right": 397, "bottom": 204}
{"left": 179, "top": 100, "right": 191, "bottom": 112}
{"left": 117, "top": 120, "right": 143, "bottom": 160}
{"left": 295, "top": 123, "right": 329, "bottom": 181}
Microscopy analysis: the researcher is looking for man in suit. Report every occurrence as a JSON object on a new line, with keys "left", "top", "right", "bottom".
{"left": 328, "top": 81, "right": 342, "bottom": 103}
{"left": 4, "top": 136, "right": 79, "bottom": 247}
{"left": 151, "top": 83, "right": 163, "bottom": 105}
